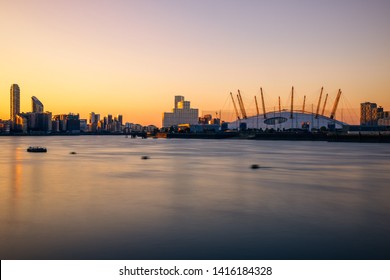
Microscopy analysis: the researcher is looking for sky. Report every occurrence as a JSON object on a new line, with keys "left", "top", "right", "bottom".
{"left": 1, "top": 0, "right": 389, "bottom": 126}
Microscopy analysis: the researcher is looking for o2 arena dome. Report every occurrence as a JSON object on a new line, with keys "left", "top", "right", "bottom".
{"left": 227, "top": 87, "right": 347, "bottom": 131}
{"left": 227, "top": 110, "right": 346, "bottom": 130}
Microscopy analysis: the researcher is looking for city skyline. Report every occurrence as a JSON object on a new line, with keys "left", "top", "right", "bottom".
{"left": 1, "top": 0, "right": 390, "bottom": 126}
{"left": 1, "top": 82, "right": 373, "bottom": 127}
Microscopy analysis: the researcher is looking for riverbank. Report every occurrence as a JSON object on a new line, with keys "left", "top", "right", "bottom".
{"left": 2, "top": 131, "right": 390, "bottom": 142}
{"left": 157, "top": 131, "right": 390, "bottom": 143}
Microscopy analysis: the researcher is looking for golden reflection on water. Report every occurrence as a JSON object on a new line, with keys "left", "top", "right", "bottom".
{"left": 13, "top": 147, "right": 23, "bottom": 197}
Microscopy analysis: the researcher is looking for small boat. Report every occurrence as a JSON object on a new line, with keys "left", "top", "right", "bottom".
{"left": 27, "top": 146, "right": 47, "bottom": 153}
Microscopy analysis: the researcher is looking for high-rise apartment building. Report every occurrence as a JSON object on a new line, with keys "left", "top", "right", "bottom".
{"left": 163, "top": 96, "right": 199, "bottom": 127}
{"left": 10, "top": 84, "right": 20, "bottom": 122}
{"left": 31, "top": 96, "right": 44, "bottom": 113}
{"left": 360, "top": 102, "right": 378, "bottom": 126}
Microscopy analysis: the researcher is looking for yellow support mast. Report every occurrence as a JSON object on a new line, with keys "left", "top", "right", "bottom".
{"left": 290, "top": 86, "right": 294, "bottom": 119}
{"left": 260, "top": 87, "right": 267, "bottom": 119}
{"left": 321, "top": 93, "right": 328, "bottom": 116}
{"left": 230, "top": 92, "right": 240, "bottom": 120}
{"left": 330, "top": 89, "right": 342, "bottom": 119}
{"left": 237, "top": 90, "right": 247, "bottom": 119}
{"left": 315, "top": 87, "right": 323, "bottom": 119}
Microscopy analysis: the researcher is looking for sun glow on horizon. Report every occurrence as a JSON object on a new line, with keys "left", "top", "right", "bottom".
{"left": 1, "top": 0, "right": 389, "bottom": 126}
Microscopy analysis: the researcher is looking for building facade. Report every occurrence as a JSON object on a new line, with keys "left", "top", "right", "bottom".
{"left": 10, "top": 84, "right": 20, "bottom": 126}
{"left": 31, "top": 96, "right": 44, "bottom": 113}
{"left": 360, "top": 102, "right": 378, "bottom": 126}
{"left": 378, "top": 110, "right": 390, "bottom": 126}
{"left": 162, "top": 96, "right": 199, "bottom": 127}
{"left": 52, "top": 113, "right": 80, "bottom": 133}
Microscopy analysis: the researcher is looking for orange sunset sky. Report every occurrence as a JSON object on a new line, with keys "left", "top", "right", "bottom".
{"left": 1, "top": 0, "right": 389, "bottom": 126}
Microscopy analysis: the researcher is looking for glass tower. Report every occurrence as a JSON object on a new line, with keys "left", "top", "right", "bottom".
{"left": 31, "top": 96, "right": 44, "bottom": 113}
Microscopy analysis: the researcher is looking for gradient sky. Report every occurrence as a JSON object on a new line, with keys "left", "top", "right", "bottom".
{"left": 1, "top": 0, "right": 389, "bottom": 125}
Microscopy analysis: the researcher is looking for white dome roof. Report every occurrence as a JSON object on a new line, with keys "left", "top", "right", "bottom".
{"left": 228, "top": 111, "right": 347, "bottom": 130}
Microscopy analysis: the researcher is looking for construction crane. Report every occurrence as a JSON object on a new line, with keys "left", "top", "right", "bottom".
{"left": 230, "top": 92, "right": 240, "bottom": 120}
{"left": 315, "top": 87, "right": 323, "bottom": 119}
{"left": 321, "top": 93, "right": 328, "bottom": 116}
{"left": 330, "top": 89, "right": 342, "bottom": 119}
{"left": 290, "top": 86, "right": 294, "bottom": 119}
{"left": 254, "top": 96, "right": 260, "bottom": 115}
{"left": 260, "top": 87, "right": 267, "bottom": 119}
{"left": 302, "top": 95, "right": 306, "bottom": 113}
{"left": 237, "top": 90, "right": 247, "bottom": 119}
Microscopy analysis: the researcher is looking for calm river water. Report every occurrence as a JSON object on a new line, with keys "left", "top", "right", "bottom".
{"left": 0, "top": 136, "right": 389, "bottom": 259}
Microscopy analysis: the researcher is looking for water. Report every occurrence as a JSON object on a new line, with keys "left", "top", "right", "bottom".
{"left": 1, "top": 136, "right": 389, "bottom": 260}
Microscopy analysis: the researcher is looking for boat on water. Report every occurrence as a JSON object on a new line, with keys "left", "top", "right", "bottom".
{"left": 27, "top": 146, "right": 47, "bottom": 153}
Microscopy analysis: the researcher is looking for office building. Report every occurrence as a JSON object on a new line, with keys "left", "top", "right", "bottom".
{"left": 89, "top": 112, "right": 96, "bottom": 124}
{"left": 52, "top": 113, "right": 80, "bottom": 133}
{"left": 117, "top": 114, "right": 123, "bottom": 125}
{"left": 15, "top": 114, "right": 27, "bottom": 133}
{"left": 80, "top": 119, "right": 87, "bottom": 132}
{"left": 378, "top": 110, "right": 390, "bottom": 126}
{"left": 18, "top": 112, "right": 53, "bottom": 133}
{"left": 163, "top": 96, "right": 199, "bottom": 127}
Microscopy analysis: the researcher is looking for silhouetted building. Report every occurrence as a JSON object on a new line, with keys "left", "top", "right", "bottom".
{"left": 29, "top": 112, "right": 52, "bottom": 132}
{"left": 378, "top": 110, "right": 390, "bottom": 126}
{"left": 65, "top": 113, "right": 80, "bottom": 133}
{"left": 89, "top": 112, "right": 96, "bottom": 124}
{"left": 31, "top": 96, "right": 44, "bottom": 113}
{"left": 80, "top": 119, "right": 87, "bottom": 132}
{"left": 0, "top": 119, "right": 10, "bottom": 133}
{"left": 88, "top": 112, "right": 101, "bottom": 132}
{"left": 117, "top": 114, "right": 123, "bottom": 125}
{"left": 16, "top": 112, "right": 52, "bottom": 133}
{"left": 15, "top": 114, "right": 27, "bottom": 133}
{"left": 199, "top": 114, "right": 221, "bottom": 125}
{"left": 145, "top": 124, "right": 158, "bottom": 133}
{"left": 53, "top": 113, "right": 80, "bottom": 133}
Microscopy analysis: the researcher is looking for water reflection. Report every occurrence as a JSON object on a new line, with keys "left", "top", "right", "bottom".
{"left": 13, "top": 147, "right": 23, "bottom": 197}
{"left": 0, "top": 137, "right": 389, "bottom": 259}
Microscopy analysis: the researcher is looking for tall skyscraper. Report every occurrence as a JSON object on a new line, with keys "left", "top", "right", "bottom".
{"left": 31, "top": 96, "right": 44, "bottom": 113}
{"left": 10, "top": 84, "right": 20, "bottom": 122}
